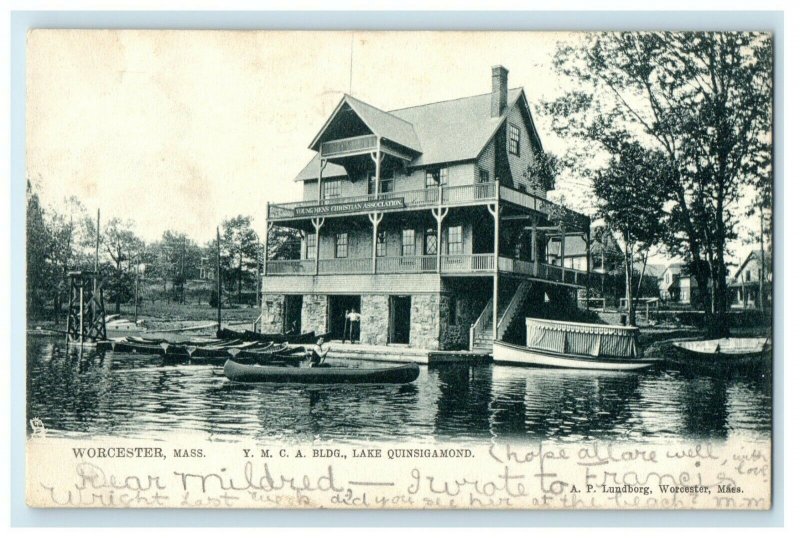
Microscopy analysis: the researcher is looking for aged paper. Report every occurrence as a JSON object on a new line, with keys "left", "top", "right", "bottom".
{"left": 25, "top": 30, "right": 774, "bottom": 510}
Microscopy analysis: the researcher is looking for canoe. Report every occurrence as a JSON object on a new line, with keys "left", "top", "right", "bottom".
{"left": 223, "top": 359, "right": 420, "bottom": 384}
{"left": 110, "top": 339, "right": 164, "bottom": 354}
{"left": 493, "top": 341, "right": 660, "bottom": 371}
{"left": 216, "top": 328, "right": 325, "bottom": 344}
{"left": 186, "top": 341, "right": 262, "bottom": 358}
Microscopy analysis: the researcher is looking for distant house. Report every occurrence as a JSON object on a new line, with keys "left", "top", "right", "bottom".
{"left": 659, "top": 263, "right": 698, "bottom": 305}
{"left": 729, "top": 249, "right": 772, "bottom": 309}
{"left": 547, "top": 235, "right": 589, "bottom": 270}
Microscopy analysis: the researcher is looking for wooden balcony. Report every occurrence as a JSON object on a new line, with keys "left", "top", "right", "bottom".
{"left": 268, "top": 182, "right": 588, "bottom": 231}
{"left": 266, "top": 254, "right": 588, "bottom": 287}
{"left": 269, "top": 183, "right": 498, "bottom": 220}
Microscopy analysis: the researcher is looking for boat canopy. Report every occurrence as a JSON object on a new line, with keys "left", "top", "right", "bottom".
{"left": 525, "top": 318, "right": 639, "bottom": 359}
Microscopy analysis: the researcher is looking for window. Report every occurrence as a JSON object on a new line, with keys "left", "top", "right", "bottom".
{"left": 508, "top": 124, "right": 520, "bottom": 156}
{"left": 335, "top": 233, "right": 348, "bottom": 258}
{"left": 424, "top": 228, "right": 438, "bottom": 255}
{"left": 323, "top": 179, "right": 341, "bottom": 199}
{"left": 478, "top": 168, "right": 490, "bottom": 183}
{"left": 745, "top": 270, "right": 751, "bottom": 282}
{"left": 369, "top": 169, "right": 394, "bottom": 194}
{"left": 425, "top": 167, "right": 448, "bottom": 188}
{"left": 306, "top": 232, "right": 317, "bottom": 259}
{"left": 402, "top": 229, "right": 415, "bottom": 256}
{"left": 446, "top": 225, "right": 463, "bottom": 255}
{"left": 376, "top": 230, "right": 387, "bottom": 257}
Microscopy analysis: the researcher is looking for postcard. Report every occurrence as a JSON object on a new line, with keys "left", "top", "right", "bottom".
{"left": 25, "top": 30, "right": 773, "bottom": 509}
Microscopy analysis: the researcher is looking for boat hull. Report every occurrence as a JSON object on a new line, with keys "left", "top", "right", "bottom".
{"left": 670, "top": 338, "right": 771, "bottom": 371}
{"left": 223, "top": 359, "right": 420, "bottom": 384}
{"left": 492, "top": 341, "right": 658, "bottom": 371}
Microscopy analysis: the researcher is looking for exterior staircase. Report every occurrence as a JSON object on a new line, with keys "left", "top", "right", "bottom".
{"left": 469, "top": 280, "right": 533, "bottom": 353}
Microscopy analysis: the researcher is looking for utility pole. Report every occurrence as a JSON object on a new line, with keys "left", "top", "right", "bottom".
{"left": 216, "top": 227, "right": 222, "bottom": 334}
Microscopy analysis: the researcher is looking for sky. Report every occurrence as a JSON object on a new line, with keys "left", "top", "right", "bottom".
{"left": 26, "top": 30, "right": 764, "bottom": 263}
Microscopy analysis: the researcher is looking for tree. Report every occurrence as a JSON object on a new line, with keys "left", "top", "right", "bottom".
{"left": 103, "top": 218, "right": 145, "bottom": 314}
{"left": 593, "top": 140, "right": 669, "bottom": 326}
{"left": 542, "top": 32, "right": 772, "bottom": 336}
{"left": 523, "top": 151, "right": 560, "bottom": 192}
{"left": 219, "top": 215, "right": 261, "bottom": 305}
{"left": 26, "top": 180, "right": 53, "bottom": 317}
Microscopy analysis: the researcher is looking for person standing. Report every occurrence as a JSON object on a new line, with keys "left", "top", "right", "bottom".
{"left": 347, "top": 309, "right": 361, "bottom": 343}
{"left": 342, "top": 309, "right": 351, "bottom": 343}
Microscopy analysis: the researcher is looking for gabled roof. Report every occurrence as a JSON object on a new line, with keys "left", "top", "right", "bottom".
{"left": 733, "top": 249, "right": 772, "bottom": 280}
{"left": 309, "top": 94, "right": 422, "bottom": 153}
{"left": 295, "top": 87, "right": 527, "bottom": 181}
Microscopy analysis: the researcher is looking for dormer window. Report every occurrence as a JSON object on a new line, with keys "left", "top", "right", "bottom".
{"left": 508, "top": 124, "right": 520, "bottom": 156}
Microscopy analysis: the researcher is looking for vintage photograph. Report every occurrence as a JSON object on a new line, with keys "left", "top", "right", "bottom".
{"left": 24, "top": 30, "right": 774, "bottom": 509}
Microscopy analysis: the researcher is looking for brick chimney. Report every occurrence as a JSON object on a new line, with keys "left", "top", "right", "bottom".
{"left": 491, "top": 65, "right": 509, "bottom": 117}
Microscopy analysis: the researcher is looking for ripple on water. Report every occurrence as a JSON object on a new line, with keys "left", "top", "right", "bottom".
{"left": 26, "top": 337, "right": 772, "bottom": 442}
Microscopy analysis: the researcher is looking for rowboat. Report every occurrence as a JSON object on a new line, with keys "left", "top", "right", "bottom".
{"left": 492, "top": 318, "right": 660, "bottom": 371}
{"left": 671, "top": 338, "right": 771, "bottom": 369}
{"left": 223, "top": 359, "right": 420, "bottom": 384}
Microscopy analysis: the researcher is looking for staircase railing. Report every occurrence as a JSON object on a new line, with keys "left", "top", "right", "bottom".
{"left": 469, "top": 299, "right": 493, "bottom": 350}
{"left": 496, "top": 281, "right": 532, "bottom": 341}
{"left": 252, "top": 312, "right": 263, "bottom": 333}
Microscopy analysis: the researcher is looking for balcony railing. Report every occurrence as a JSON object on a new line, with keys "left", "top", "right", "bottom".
{"left": 441, "top": 253, "right": 495, "bottom": 273}
{"left": 266, "top": 259, "right": 315, "bottom": 274}
{"left": 319, "top": 257, "right": 372, "bottom": 275}
{"left": 320, "top": 134, "right": 378, "bottom": 159}
{"left": 266, "top": 254, "right": 588, "bottom": 286}
{"left": 376, "top": 255, "right": 437, "bottom": 274}
{"left": 268, "top": 182, "right": 497, "bottom": 220}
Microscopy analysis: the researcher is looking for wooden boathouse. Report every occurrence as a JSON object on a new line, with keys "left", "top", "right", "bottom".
{"left": 262, "top": 66, "right": 590, "bottom": 353}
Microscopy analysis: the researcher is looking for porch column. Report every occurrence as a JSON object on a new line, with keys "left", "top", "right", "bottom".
{"left": 370, "top": 138, "right": 383, "bottom": 200}
{"left": 432, "top": 198, "right": 448, "bottom": 274}
{"left": 487, "top": 184, "right": 501, "bottom": 340}
{"left": 311, "top": 217, "right": 325, "bottom": 276}
{"left": 317, "top": 158, "right": 328, "bottom": 202}
{"left": 368, "top": 212, "right": 383, "bottom": 274}
{"left": 585, "top": 221, "right": 591, "bottom": 309}
{"left": 561, "top": 224, "right": 566, "bottom": 282}
{"left": 531, "top": 215, "right": 538, "bottom": 276}
{"left": 264, "top": 202, "right": 272, "bottom": 276}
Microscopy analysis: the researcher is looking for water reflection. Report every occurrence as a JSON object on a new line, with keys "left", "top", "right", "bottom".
{"left": 26, "top": 337, "right": 771, "bottom": 442}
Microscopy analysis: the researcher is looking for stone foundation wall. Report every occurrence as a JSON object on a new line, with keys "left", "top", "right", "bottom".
{"left": 410, "top": 294, "right": 443, "bottom": 350}
{"left": 261, "top": 294, "right": 284, "bottom": 333}
{"left": 360, "top": 294, "right": 389, "bottom": 345}
{"left": 301, "top": 294, "right": 328, "bottom": 334}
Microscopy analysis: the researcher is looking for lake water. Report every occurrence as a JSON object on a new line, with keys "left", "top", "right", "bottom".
{"left": 26, "top": 337, "right": 772, "bottom": 443}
